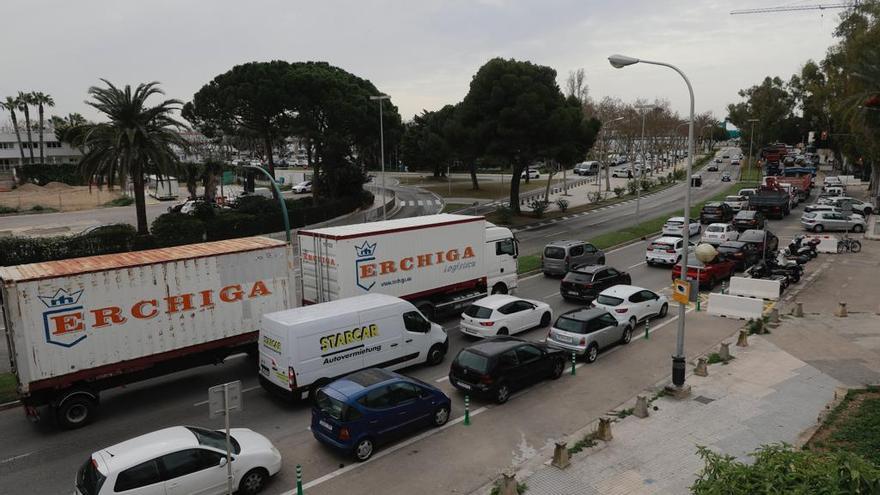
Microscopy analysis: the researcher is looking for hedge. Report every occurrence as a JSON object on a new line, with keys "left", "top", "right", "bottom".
{"left": 0, "top": 224, "right": 136, "bottom": 266}
{"left": 150, "top": 213, "right": 206, "bottom": 247}
{"left": 16, "top": 163, "right": 88, "bottom": 186}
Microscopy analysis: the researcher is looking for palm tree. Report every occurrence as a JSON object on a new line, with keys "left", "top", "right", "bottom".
{"left": 17, "top": 91, "right": 35, "bottom": 163}
{"left": 76, "top": 80, "right": 189, "bottom": 235}
{"left": 2, "top": 96, "right": 26, "bottom": 164}
{"left": 50, "top": 113, "right": 88, "bottom": 152}
{"left": 31, "top": 92, "right": 55, "bottom": 164}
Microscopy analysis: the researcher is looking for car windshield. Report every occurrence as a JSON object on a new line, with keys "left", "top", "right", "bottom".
{"left": 595, "top": 294, "right": 624, "bottom": 306}
{"left": 665, "top": 220, "right": 683, "bottom": 226}
{"left": 707, "top": 225, "right": 725, "bottom": 232}
{"left": 554, "top": 316, "right": 588, "bottom": 334}
{"left": 703, "top": 206, "right": 720, "bottom": 212}
{"left": 456, "top": 350, "right": 489, "bottom": 374}
{"left": 76, "top": 458, "right": 106, "bottom": 495}
{"left": 725, "top": 196, "right": 743, "bottom": 202}
{"left": 544, "top": 246, "right": 566, "bottom": 259}
{"left": 315, "top": 390, "right": 347, "bottom": 420}
{"left": 186, "top": 426, "right": 241, "bottom": 454}
{"left": 739, "top": 231, "right": 765, "bottom": 242}
{"left": 802, "top": 213, "right": 817, "bottom": 219}
{"left": 464, "top": 305, "right": 493, "bottom": 319}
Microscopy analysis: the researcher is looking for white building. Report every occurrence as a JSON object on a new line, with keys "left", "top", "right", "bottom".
{"left": 0, "top": 126, "right": 82, "bottom": 170}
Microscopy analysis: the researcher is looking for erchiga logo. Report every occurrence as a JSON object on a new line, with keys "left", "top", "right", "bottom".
{"left": 354, "top": 240, "right": 477, "bottom": 292}
{"left": 40, "top": 288, "right": 87, "bottom": 348}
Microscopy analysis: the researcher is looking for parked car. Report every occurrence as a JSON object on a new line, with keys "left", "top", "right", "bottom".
{"left": 312, "top": 369, "right": 451, "bottom": 461}
{"left": 738, "top": 188, "right": 757, "bottom": 198}
{"left": 545, "top": 308, "right": 631, "bottom": 363}
{"left": 699, "top": 202, "right": 734, "bottom": 224}
{"left": 801, "top": 211, "right": 867, "bottom": 233}
{"left": 542, "top": 240, "right": 604, "bottom": 276}
{"left": 662, "top": 216, "right": 701, "bottom": 237}
{"left": 590, "top": 285, "right": 669, "bottom": 330}
{"left": 448, "top": 337, "right": 565, "bottom": 404}
{"left": 521, "top": 169, "right": 540, "bottom": 179}
{"left": 671, "top": 258, "right": 737, "bottom": 289}
{"left": 75, "top": 426, "right": 282, "bottom": 495}
{"left": 560, "top": 265, "right": 631, "bottom": 302}
{"left": 645, "top": 236, "right": 695, "bottom": 266}
{"left": 574, "top": 161, "right": 600, "bottom": 176}
{"left": 701, "top": 223, "right": 739, "bottom": 245}
{"left": 74, "top": 223, "right": 132, "bottom": 238}
{"left": 803, "top": 204, "right": 865, "bottom": 217}
{"left": 459, "top": 295, "right": 552, "bottom": 338}
{"left": 819, "top": 196, "right": 874, "bottom": 216}
{"left": 716, "top": 240, "right": 761, "bottom": 271}
{"left": 690, "top": 174, "right": 703, "bottom": 187}
{"left": 732, "top": 210, "right": 765, "bottom": 231}
{"left": 723, "top": 195, "right": 748, "bottom": 212}
{"left": 611, "top": 167, "right": 632, "bottom": 178}
{"left": 738, "top": 229, "right": 779, "bottom": 257}
{"left": 292, "top": 180, "right": 312, "bottom": 194}
{"left": 721, "top": 172, "right": 732, "bottom": 182}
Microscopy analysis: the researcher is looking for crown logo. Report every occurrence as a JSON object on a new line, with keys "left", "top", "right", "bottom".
{"left": 355, "top": 241, "right": 377, "bottom": 258}
{"left": 39, "top": 288, "right": 84, "bottom": 308}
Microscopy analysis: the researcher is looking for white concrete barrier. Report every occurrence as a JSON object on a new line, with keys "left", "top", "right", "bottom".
{"left": 707, "top": 293, "right": 765, "bottom": 320}
{"left": 805, "top": 234, "right": 839, "bottom": 253}
{"left": 728, "top": 276, "right": 781, "bottom": 300}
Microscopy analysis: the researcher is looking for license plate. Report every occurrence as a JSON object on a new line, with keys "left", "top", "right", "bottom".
{"left": 458, "top": 382, "right": 472, "bottom": 390}
{"left": 555, "top": 333, "right": 572, "bottom": 343}
{"left": 566, "top": 290, "right": 579, "bottom": 296}
{"left": 319, "top": 420, "right": 333, "bottom": 431}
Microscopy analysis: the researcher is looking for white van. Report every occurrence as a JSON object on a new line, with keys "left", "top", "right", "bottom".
{"left": 258, "top": 294, "right": 448, "bottom": 400}
{"left": 574, "top": 161, "right": 600, "bottom": 176}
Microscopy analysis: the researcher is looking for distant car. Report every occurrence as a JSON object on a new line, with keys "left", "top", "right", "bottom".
{"left": 738, "top": 188, "right": 757, "bottom": 198}
{"left": 722, "top": 154, "right": 730, "bottom": 159}
{"left": 574, "top": 161, "right": 600, "bottom": 176}
{"left": 168, "top": 198, "right": 221, "bottom": 215}
{"left": 74, "top": 223, "right": 131, "bottom": 238}
{"left": 75, "top": 426, "right": 281, "bottom": 495}
{"left": 611, "top": 167, "right": 632, "bottom": 178}
{"left": 292, "top": 180, "right": 312, "bottom": 194}
{"left": 449, "top": 337, "right": 565, "bottom": 403}
{"left": 721, "top": 172, "right": 732, "bottom": 182}
{"left": 724, "top": 195, "right": 748, "bottom": 212}
{"left": 312, "top": 369, "right": 451, "bottom": 461}
{"left": 545, "top": 308, "right": 631, "bottom": 363}
{"left": 645, "top": 236, "right": 695, "bottom": 266}
{"left": 521, "top": 169, "right": 540, "bottom": 179}
{"left": 662, "top": 216, "right": 701, "bottom": 237}
{"left": 671, "top": 258, "right": 737, "bottom": 289}
{"left": 560, "top": 264, "right": 631, "bottom": 302}
{"left": 801, "top": 211, "right": 866, "bottom": 233}
{"left": 699, "top": 202, "right": 734, "bottom": 224}
{"left": 820, "top": 196, "right": 873, "bottom": 216}
{"left": 701, "top": 223, "right": 739, "bottom": 245}
{"left": 707, "top": 163, "right": 719, "bottom": 172}
{"left": 590, "top": 285, "right": 669, "bottom": 330}
{"left": 691, "top": 174, "right": 703, "bottom": 187}
{"left": 716, "top": 240, "right": 762, "bottom": 271}
{"left": 732, "top": 210, "right": 765, "bottom": 231}
{"left": 738, "top": 229, "right": 779, "bottom": 257}
{"left": 731, "top": 159, "right": 741, "bottom": 166}
{"left": 803, "top": 204, "right": 865, "bottom": 217}
{"left": 459, "top": 295, "right": 552, "bottom": 338}
{"left": 542, "top": 240, "right": 605, "bottom": 276}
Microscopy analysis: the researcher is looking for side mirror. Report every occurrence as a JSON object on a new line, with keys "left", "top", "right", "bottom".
{"left": 218, "top": 457, "right": 228, "bottom": 468}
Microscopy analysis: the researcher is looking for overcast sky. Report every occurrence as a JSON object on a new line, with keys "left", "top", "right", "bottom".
{"left": 1, "top": 0, "right": 843, "bottom": 126}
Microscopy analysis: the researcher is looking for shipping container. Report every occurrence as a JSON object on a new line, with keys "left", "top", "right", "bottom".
{"left": 0, "top": 237, "right": 295, "bottom": 428}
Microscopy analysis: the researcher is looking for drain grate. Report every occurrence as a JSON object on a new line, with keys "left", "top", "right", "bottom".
{"left": 693, "top": 395, "right": 715, "bottom": 405}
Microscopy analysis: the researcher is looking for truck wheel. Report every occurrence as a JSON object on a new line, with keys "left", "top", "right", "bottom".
{"left": 56, "top": 395, "right": 97, "bottom": 429}
{"left": 491, "top": 283, "right": 508, "bottom": 295}
{"left": 426, "top": 344, "right": 446, "bottom": 365}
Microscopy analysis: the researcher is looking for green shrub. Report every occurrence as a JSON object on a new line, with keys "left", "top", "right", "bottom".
{"left": 105, "top": 196, "right": 134, "bottom": 207}
{"left": 529, "top": 199, "right": 550, "bottom": 218}
{"left": 205, "top": 211, "right": 261, "bottom": 241}
{"left": 190, "top": 202, "right": 217, "bottom": 222}
{"left": 626, "top": 180, "right": 638, "bottom": 196}
{"left": 0, "top": 205, "right": 18, "bottom": 214}
{"left": 150, "top": 213, "right": 206, "bottom": 247}
{"left": 495, "top": 205, "right": 513, "bottom": 224}
{"left": 16, "top": 163, "right": 88, "bottom": 186}
{"left": 0, "top": 224, "right": 138, "bottom": 266}
{"left": 31, "top": 204, "right": 45, "bottom": 211}
{"left": 555, "top": 198, "right": 570, "bottom": 213}
{"left": 588, "top": 191, "right": 602, "bottom": 204}
{"left": 639, "top": 178, "right": 655, "bottom": 191}
{"left": 613, "top": 186, "right": 626, "bottom": 198}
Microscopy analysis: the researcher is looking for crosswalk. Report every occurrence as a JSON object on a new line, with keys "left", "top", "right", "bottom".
{"left": 401, "top": 199, "right": 444, "bottom": 207}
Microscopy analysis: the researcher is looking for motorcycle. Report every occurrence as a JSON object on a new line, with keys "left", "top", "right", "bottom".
{"left": 767, "top": 253, "right": 804, "bottom": 283}
{"left": 745, "top": 262, "right": 790, "bottom": 290}
{"left": 787, "top": 234, "right": 819, "bottom": 259}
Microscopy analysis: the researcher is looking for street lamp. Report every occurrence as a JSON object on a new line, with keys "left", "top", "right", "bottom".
{"left": 634, "top": 104, "right": 658, "bottom": 219}
{"left": 370, "top": 95, "right": 390, "bottom": 220}
{"left": 747, "top": 118, "right": 760, "bottom": 181}
{"left": 240, "top": 165, "right": 291, "bottom": 244}
{"left": 609, "top": 53, "right": 695, "bottom": 395}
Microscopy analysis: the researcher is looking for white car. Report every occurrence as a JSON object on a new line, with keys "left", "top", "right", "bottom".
{"left": 645, "top": 236, "right": 695, "bottom": 266}
{"left": 292, "top": 180, "right": 312, "bottom": 194}
{"left": 611, "top": 167, "right": 632, "bottom": 178}
{"left": 701, "top": 223, "right": 739, "bottom": 245}
{"left": 459, "top": 295, "right": 552, "bottom": 338}
{"left": 521, "top": 169, "right": 540, "bottom": 179}
{"left": 590, "top": 285, "right": 670, "bottom": 329}
{"left": 661, "top": 216, "right": 701, "bottom": 237}
{"left": 818, "top": 196, "right": 873, "bottom": 216}
{"left": 723, "top": 195, "right": 748, "bottom": 211}
{"left": 803, "top": 204, "right": 865, "bottom": 218}
{"left": 75, "top": 426, "right": 282, "bottom": 495}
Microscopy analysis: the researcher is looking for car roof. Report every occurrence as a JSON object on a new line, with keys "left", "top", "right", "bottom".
{"left": 653, "top": 236, "right": 683, "bottom": 244}
{"left": 571, "top": 264, "right": 607, "bottom": 274}
{"left": 325, "top": 368, "right": 398, "bottom": 398}
{"left": 96, "top": 426, "right": 198, "bottom": 473}
{"left": 558, "top": 307, "right": 608, "bottom": 322}
{"left": 461, "top": 336, "right": 529, "bottom": 357}
{"left": 545, "top": 239, "right": 584, "bottom": 247}
{"left": 739, "top": 230, "right": 768, "bottom": 241}
{"left": 707, "top": 223, "right": 731, "bottom": 228}
{"left": 666, "top": 216, "right": 685, "bottom": 222}
{"left": 597, "top": 284, "right": 644, "bottom": 297}
{"left": 470, "top": 294, "right": 521, "bottom": 309}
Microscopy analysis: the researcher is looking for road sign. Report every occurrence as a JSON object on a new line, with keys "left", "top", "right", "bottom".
{"left": 209, "top": 381, "right": 242, "bottom": 418}
{"left": 672, "top": 278, "right": 690, "bottom": 304}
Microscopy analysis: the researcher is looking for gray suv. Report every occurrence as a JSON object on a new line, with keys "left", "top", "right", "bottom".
{"left": 545, "top": 308, "right": 631, "bottom": 363}
{"left": 542, "top": 240, "right": 605, "bottom": 276}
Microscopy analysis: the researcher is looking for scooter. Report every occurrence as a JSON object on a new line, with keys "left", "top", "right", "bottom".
{"left": 768, "top": 253, "right": 804, "bottom": 283}
{"left": 745, "top": 262, "right": 790, "bottom": 290}
{"left": 787, "top": 234, "right": 819, "bottom": 259}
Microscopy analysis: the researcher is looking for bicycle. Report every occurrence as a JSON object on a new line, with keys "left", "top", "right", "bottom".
{"left": 837, "top": 234, "right": 862, "bottom": 253}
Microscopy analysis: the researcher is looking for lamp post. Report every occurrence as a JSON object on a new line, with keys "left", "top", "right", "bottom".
{"left": 240, "top": 165, "right": 291, "bottom": 244}
{"left": 609, "top": 53, "right": 695, "bottom": 393}
{"left": 747, "top": 118, "right": 759, "bottom": 181}
{"left": 370, "top": 95, "right": 390, "bottom": 220}
{"left": 634, "top": 104, "right": 657, "bottom": 219}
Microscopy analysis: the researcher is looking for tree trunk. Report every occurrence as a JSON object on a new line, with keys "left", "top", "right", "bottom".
{"left": 23, "top": 106, "right": 34, "bottom": 164}
{"left": 509, "top": 162, "right": 523, "bottom": 214}
{"left": 263, "top": 133, "right": 276, "bottom": 179}
{"left": 38, "top": 105, "right": 45, "bottom": 165}
{"left": 132, "top": 170, "right": 149, "bottom": 235}
{"left": 9, "top": 112, "right": 26, "bottom": 164}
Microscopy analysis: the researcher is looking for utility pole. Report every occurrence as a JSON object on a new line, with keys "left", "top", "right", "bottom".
{"left": 370, "top": 95, "right": 390, "bottom": 220}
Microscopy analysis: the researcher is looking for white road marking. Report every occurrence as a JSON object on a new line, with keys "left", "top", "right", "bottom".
{"left": 288, "top": 407, "right": 489, "bottom": 493}
{"left": 541, "top": 230, "right": 564, "bottom": 238}
{"left": 192, "top": 385, "right": 261, "bottom": 407}
{"left": 435, "top": 376, "right": 449, "bottom": 383}
{"left": 542, "top": 292, "right": 561, "bottom": 299}
{"left": 0, "top": 452, "right": 32, "bottom": 465}
{"left": 628, "top": 261, "right": 647, "bottom": 269}
{"left": 519, "top": 272, "right": 544, "bottom": 282}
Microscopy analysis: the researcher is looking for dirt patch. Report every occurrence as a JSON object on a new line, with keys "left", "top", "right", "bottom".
{"left": 15, "top": 183, "right": 44, "bottom": 192}
{"left": 43, "top": 181, "right": 74, "bottom": 190}
{"left": 806, "top": 388, "right": 880, "bottom": 464}
{"left": 0, "top": 185, "right": 123, "bottom": 212}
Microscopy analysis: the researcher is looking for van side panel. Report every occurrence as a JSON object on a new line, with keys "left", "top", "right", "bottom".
{"left": 358, "top": 304, "right": 406, "bottom": 369}
{"left": 296, "top": 313, "right": 363, "bottom": 388}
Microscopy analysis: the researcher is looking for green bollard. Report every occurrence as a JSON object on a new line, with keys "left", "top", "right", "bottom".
{"left": 463, "top": 395, "right": 470, "bottom": 426}
{"left": 696, "top": 295, "right": 702, "bottom": 312}
{"left": 296, "top": 464, "right": 303, "bottom": 495}
{"left": 571, "top": 351, "right": 577, "bottom": 375}
{"left": 721, "top": 280, "right": 727, "bottom": 295}
{"left": 645, "top": 317, "right": 650, "bottom": 340}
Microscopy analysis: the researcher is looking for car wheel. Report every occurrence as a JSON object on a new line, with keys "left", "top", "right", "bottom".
{"left": 354, "top": 438, "right": 375, "bottom": 462}
{"left": 491, "top": 283, "right": 508, "bottom": 295}
{"left": 426, "top": 344, "right": 446, "bottom": 366}
{"left": 659, "top": 303, "right": 669, "bottom": 317}
{"left": 585, "top": 343, "right": 599, "bottom": 364}
{"left": 433, "top": 405, "right": 450, "bottom": 426}
{"left": 239, "top": 468, "right": 269, "bottom": 495}
{"left": 865, "top": 207, "right": 873, "bottom": 216}
{"left": 540, "top": 312, "right": 552, "bottom": 327}
{"left": 495, "top": 383, "right": 511, "bottom": 404}
{"left": 814, "top": 224, "right": 824, "bottom": 233}
{"left": 853, "top": 224, "right": 865, "bottom": 233}
{"left": 497, "top": 327, "right": 509, "bottom": 336}
{"left": 551, "top": 358, "right": 564, "bottom": 379}
{"left": 55, "top": 395, "right": 97, "bottom": 430}
{"left": 646, "top": 261, "right": 654, "bottom": 267}
{"left": 620, "top": 325, "right": 633, "bottom": 345}
{"left": 628, "top": 316, "right": 637, "bottom": 330}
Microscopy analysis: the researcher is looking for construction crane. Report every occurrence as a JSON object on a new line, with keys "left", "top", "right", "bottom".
{"left": 731, "top": 2, "right": 857, "bottom": 15}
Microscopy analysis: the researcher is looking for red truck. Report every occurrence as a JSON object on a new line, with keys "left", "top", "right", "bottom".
{"left": 774, "top": 170, "right": 813, "bottom": 201}
{"left": 671, "top": 258, "right": 737, "bottom": 290}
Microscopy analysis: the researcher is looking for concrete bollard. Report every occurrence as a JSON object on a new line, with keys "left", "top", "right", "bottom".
{"left": 597, "top": 417, "right": 613, "bottom": 442}
{"left": 736, "top": 329, "right": 749, "bottom": 347}
{"left": 633, "top": 395, "right": 649, "bottom": 418}
{"left": 498, "top": 471, "right": 519, "bottom": 495}
{"left": 719, "top": 342, "right": 731, "bottom": 361}
{"left": 835, "top": 301, "right": 848, "bottom": 317}
{"left": 793, "top": 301, "right": 804, "bottom": 317}
{"left": 768, "top": 307, "right": 780, "bottom": 327}
{"left": 551, "top": 441, "right": 571, "bottom": 469}
{"left": 695, "top": 357, "right": 709, "bottom": 376}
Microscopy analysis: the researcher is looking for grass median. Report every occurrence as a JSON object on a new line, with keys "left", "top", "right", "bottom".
{"left": 0, "top": 372, "right": 18, "bottom": 404}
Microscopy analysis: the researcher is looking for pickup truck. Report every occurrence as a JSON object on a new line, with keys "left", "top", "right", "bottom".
{"left": 671, "top": 258, "right": 737, "bottom": 289}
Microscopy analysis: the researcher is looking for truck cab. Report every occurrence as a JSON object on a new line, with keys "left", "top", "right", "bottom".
{"left": 485, "top": 224, "right": 518, "bottom": 296}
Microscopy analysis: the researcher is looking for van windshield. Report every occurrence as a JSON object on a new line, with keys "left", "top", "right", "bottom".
{"left": 456, "top": 350, "right": 489, "bottom": 374}
{"left": 544, "top": 247, "right": 566, "bottom": 259}
{"left": 464, "top": 305, "right": 493, "bottom": 319}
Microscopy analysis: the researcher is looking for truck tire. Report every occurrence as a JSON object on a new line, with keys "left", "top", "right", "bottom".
{"left": 491, "top": 283, "right": 508, "bottom": 295}
{"left": 426, "top": 344, "right": 446, "bottom": 365}
{"left": 55, "top": 393, "right": 98, "bottom": 429}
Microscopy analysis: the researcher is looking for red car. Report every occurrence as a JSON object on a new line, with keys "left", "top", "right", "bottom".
{"left": 671, "top": 258, "right": 737, "bottom": 289}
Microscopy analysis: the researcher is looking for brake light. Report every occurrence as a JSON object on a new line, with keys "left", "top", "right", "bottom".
{"left": 288, "top": 366, "right": 297, "bottom": 390}
{"left": 579, "top": 337, "right": 586, "bottom": 346}
{"left": 615, "top": 308, "right": 628, "bottom": 313}
{"left": 666, "top": 249, "right": 675, "bottom": 253}
{"left": 480, "top": 374, "right": 494, "bottom": 385}
{"left": 479, "top": 321, "right": 495, "bottom": 327}
{"left": 339, "top": 427, "right": 351, "bottom": 441}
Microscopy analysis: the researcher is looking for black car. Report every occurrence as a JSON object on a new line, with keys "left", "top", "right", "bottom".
{"left": 716, "top": 240, "right": 761, "bottom": 271}
{"left": 700, "top": 202, "right": 734, "bottom": 223}
{"left": 738, "top": 229, "right": 779, "bottom": 258}
{"left": 559, "top": 265, "right": 631, "bottom": 302}
{"left": 448, "top": 337, "right": 565, "bottom": 404}
{"left": 732, "top": 210, "right": 766, "bottom": 231}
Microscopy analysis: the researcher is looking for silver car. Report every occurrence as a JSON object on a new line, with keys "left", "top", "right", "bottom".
{"left": 545, "top": 308, "right": 631, "bottom": 363}
{"left": 801, "top": 211, "right": 866, "bottom": 233}
{"left": 542, "top": 240, "right": 605, "bottom": 276}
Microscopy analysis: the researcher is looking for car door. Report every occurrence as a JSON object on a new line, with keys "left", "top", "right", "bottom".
{"left": 497, "top": 350, "right": 524, "bottom": 389}
{"left": 385, "top": 381, "right": 427, "bottom": 433}
{"left": 518, "top": 300, "right": 542, "bottom": 329}
{"left": 358, "top": 385, "right": 404, "bottom": 440}
{"left": 628, "top": 291, "right": 650, "bottom": 321}
{"left": 507, "top": 301, "right": 536, "bottom": 333}
{"left": 593, "top": 312, "right": 623, "bottom": 348}
{"left": 112, "top": 459, "right": 164, "bottom": 495}
{"left": 591, "top": 269, "right": 610, "bottom": 291}
{"left": 495, "top": 302, "right": 520, "bottom": 333}
{"left": 583, "top": 243, "right": 601, "bottom": 264}
{"left": 568, "top": 244, "right": 586, "bottom": 266}
{"left": 161, "top": 449, "right": 227, "bottom": 495}
{"left": 515, "top": 344, "right": 548, "bottom": 384}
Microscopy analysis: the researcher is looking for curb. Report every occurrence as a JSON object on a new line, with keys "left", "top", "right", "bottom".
{"left": 0, "top": 400, "right": 21, "bottom": 411}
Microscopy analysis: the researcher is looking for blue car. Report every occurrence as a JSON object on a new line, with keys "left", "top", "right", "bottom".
{"left": 311, "top": 368, "right": 452, "bottom": 461}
